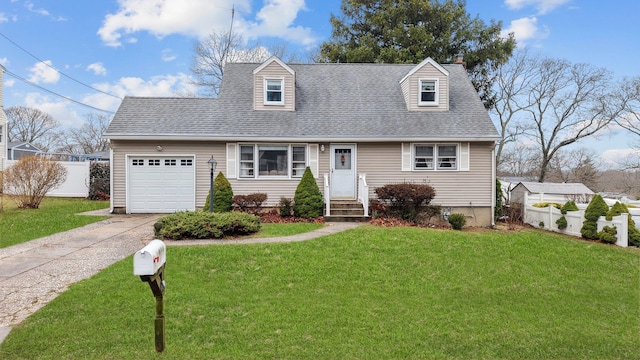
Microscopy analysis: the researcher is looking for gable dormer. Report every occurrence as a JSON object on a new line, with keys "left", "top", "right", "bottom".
{"left": 253, "top": 56, "right": 295, "bottom": 111}
{"left": 399, "top": 57, "right": 449, "bottom": 112}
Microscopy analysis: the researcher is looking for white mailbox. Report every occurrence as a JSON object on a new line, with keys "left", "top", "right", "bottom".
{"left": 134, "top": 239, "right": 166, "bottom": 276}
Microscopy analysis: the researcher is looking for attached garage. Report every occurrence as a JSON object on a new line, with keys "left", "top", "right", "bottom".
{"left": 127, "top": 156, "right": 196, "bottom": 213}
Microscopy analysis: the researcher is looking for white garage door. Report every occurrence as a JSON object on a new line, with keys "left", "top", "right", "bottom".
{"left": 128, "top": 156, "right": 195, "bottom": 213}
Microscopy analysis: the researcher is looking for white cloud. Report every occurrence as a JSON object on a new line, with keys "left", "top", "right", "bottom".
{"left": 97, "top": 0, "right": 317, "bottom": 48}
{"left": 600, "top": 148, "right": 640, "bottom": 167}
{"left": 87, "top": 62, "right": 107, "bottom": 76}
{"left": 23, "top": 93, "right": 83, "bottom": 127}
{"left": 0, "top": 57, "right": 8, "bottom": 66}
{"left": 98, "top": 0, "right": 251, "bottom": 47}
{"left": 28, "top": 61, "right": 60, "bottom": 84}
{"left": 93, "top": 73, "right": 197, "bottom": 99}
{"left": 0, "top": 12, "right": 8, "bottom": 23}
{"left": 504, "top": 0, "right": 573, "bottom": 15}
{"left": 500, "top": 17, "right": 549, "bottom": 46}
{"left": 161, "top": 49, "right": 176, "bottom": 62}
{"left": 247, "top": 0, "right": 317, "bottom": 46}
{"left": 24, "top": 1, "right": 49, "bottom": 16}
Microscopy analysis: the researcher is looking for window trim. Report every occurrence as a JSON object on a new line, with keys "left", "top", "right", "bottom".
{"left": 238, "top": 143, "right": 308, "bottom": 179}
{"left": 418, "top": 78, "right": 439, "bottom": 106}
{"left": 412, "top": 143, "right": 458, "bottom": 171}
{"left": 264, "top": 78, "right": 284, "bottom": 105}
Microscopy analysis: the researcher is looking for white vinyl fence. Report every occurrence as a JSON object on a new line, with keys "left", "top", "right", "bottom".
{"left": 523, "top": 193, "right": 631, "bottom": 247}
{"left": 3, "top": 160, "right": 90, "bottom": 198}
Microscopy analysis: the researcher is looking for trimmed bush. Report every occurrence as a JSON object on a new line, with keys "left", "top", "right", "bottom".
{"left": 560, "top": 200, "right": 579, "bottom": 215}
{"left": 279, "top": 197, "right": 293, "bottom": 217}
{"left": 88, "top": 162, "right": 110, "bottom": 200}
{"left": 556, "top": 216, "right": 568, "bottom": 230}
{"left": 293, "top": 167, "right": 323, "bottom": 219}
{"left": 448, "top": 213, "right": 466, "bottom": 230}
{"left": 581, "top": 194, "right": 608, "bottom": 240}
{"left": 233, "top": 193, "right": 267, "bottom": 214}
{"left": 374, "top": 183, "right": 436, "bottom": 222}
{"left": 204, "top": 172, "right": 234, "bottom": 212}
{"left": 155, "top": 211, "right": 261, "bottom": 240}
{"left": 605, "top": 201, "right": 640, "bottom": 247}
{"left": 598, "top": 225, "right": 617, "bottom": 244}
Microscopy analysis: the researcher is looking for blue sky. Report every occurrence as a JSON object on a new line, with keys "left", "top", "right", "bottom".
{"left": 1, "top": 0, "right": 638, "bottom": 166}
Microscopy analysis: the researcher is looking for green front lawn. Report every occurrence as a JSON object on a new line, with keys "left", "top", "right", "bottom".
{"left": 1, "top": 226, "right": 638, "bottom": 359}
{"left": 0, "top": 197, "right": 110, "bottom": 248}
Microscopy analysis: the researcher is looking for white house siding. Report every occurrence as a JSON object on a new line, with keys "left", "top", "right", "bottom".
{"left": 253, "top": 61, "right": 295, "bottom": 112}
{"left": 111, "top": 140, "right": 495, "bottom": 225}
{"left": 355, "top": 142, "right": 494, "bottom": 226}
{"left": 401, "top": 63, "right": 449, "bottom": 112}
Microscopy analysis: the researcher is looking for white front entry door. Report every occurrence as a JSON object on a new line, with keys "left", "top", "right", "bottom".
{"left": 330, "top": 144, "right": 356, "bottom": 199}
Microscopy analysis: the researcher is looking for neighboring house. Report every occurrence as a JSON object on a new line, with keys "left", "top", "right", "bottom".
{"left": 510, "top": 181, "right": 595, "bottom": 205}
{"left": 7, "top": 141, "right": 42, "bottom": 160}
{"left": 104, "top": 56, "right": 500, "bottom": 226}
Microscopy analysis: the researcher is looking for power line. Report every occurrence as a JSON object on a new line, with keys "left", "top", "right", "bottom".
{"left": 3, "top": 68, "right": 115, "bottom": 114}
{"left": 0, "top": 32, "right": 123, "bottom": 100}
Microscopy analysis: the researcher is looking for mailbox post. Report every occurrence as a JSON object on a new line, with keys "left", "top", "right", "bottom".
{"left": 134, "top": 239, "right": 167, "bottom": 353}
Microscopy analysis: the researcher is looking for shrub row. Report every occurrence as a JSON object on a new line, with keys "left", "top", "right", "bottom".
{"left": 155, "top": 211, "right": 261, "bottom": 240}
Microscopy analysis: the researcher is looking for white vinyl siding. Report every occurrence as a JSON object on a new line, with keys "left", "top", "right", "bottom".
{"left": 253, "top": 60, "right": 295, "bottom": 111}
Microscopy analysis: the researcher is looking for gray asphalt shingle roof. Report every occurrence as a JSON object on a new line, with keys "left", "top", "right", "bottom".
{"left": 104, "top": 61, "right": 499, "bottom": 141}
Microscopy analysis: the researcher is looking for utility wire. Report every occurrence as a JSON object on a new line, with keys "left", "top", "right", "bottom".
{"left": 0, "top": 32, "right": 123, "bottom": 100}
{"left": 3, "top": 68, "right": 115, "bottom": 114}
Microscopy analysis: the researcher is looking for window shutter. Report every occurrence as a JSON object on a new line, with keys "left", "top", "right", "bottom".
{"left": 308, "top": 144, "right": 319, "bottom": 178}
{"left": 226, "top": 143, "right": 237, "bottom": 179}
{"left": 401, "top": 143, "right": 412, "bottom": 171}
{"left": 459, "top": 142, "right": 470, "bottom": 171}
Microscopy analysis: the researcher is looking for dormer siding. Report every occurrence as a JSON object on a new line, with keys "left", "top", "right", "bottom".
{"left": 400, "top": 58, "right": 449, "bottom": 112}
{"left": 253, "top": 59, "right": 295, "bottom": 111}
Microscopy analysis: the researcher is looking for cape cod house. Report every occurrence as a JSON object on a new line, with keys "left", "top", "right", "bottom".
{"left": 104, "top": 56, "right": 499, "bottom": 226}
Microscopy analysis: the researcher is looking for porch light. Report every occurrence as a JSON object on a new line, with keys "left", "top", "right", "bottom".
{"left": 208, "top": 156, "right": 217, "bottom": 212}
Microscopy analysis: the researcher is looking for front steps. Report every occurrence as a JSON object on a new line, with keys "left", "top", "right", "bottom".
{"left": 324, "top": 201, "right": 369, "bottom": 222}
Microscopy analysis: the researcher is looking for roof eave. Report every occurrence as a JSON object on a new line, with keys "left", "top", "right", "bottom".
{"left": 103, "top": 134, "right": 500, "bottom": 142}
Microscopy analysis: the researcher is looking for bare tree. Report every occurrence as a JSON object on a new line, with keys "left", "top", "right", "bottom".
{"left": 494, "top": 53, "right": 631, "bottom": 182}
{"left": 6, "top": 106, "right": 61, "bottom": 152}
{"left": 191, "top": 30, "right": 297, "bottom": 97}
{"left": 497, "top": 143, "right": 538, "bottom": 178}
{"left": 546, "top": 147, "right": 601, "bottom": 191}
{"left": 3, "top": 156, "right": 67, "bottom": 208}
{"left": 68, "top": 113, "right": 111, "bottom": 154}
{"left": 492, "top": 49, "right": 536, "bottom": 165}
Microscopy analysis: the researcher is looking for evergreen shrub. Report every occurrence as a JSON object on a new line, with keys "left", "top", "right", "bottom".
{"left": 448, "top": 213, "right": 466, "bottom": 230}
{"left": 204, "top": 172, "right": 234, "bottom": 212}
{"left": 293, "top": 167, "right": 323, "bottom": 218}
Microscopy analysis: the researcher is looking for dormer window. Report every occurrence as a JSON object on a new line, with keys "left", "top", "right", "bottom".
{"left": 265, "top": 79, "right": 284, "bottom": 105}
{"left": 419, "top": 79, "right": 439, "bottom": 106}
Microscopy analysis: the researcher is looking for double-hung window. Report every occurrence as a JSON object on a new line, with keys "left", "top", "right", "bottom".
{"left": 414, "top": 144, "right": 457, "bottom": 170}
{"left": 239, "top": 144, "right": 307, "bottom": 178}
{"left": 265, "top": 79, "right": 283, "bottom": 105}
{"left": 419, "top": 79, "right": 439, "bottom": 106}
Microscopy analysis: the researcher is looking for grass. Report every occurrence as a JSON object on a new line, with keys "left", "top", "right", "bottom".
{"left": 0, "top": 196, "right": 110, "bottom": 248}
{"left": 254, "top": 222, "right": 325, "bottom": 237}
{"left": 1, "top": 226, "right": 638, "bottom": 359}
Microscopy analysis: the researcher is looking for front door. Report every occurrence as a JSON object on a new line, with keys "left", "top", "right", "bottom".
{"left": 330, "top": 144, "right": 356, "bottom": 199}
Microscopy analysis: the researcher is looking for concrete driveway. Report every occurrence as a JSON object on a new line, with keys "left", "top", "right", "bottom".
{"left": 0, "top": 212, "right": 161, "bottom": 343}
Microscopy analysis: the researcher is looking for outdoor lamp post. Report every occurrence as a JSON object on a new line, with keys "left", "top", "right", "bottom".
{"left": 208, "top": 156, "right": 217, "bottom": 212}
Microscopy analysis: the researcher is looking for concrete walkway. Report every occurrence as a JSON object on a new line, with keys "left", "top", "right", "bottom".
{"left": 0, "top": 211, "right": 360, "bottom": 344}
